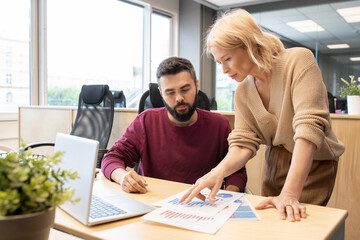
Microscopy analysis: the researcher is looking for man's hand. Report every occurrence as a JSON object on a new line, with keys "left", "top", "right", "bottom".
{"left": 225, "top": 185, "right": 241, "bottom": 192}
{"left": 111, "top": 168, "right": 148, "bottom": 193}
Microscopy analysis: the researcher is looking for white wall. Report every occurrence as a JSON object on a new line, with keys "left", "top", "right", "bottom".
{"left": 179, "top": 0, "right": 216, "bottom": 97}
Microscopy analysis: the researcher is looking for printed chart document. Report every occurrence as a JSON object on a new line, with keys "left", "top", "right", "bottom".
{"left": 153, "top": 188, "right": 244, "bottom": 216}
{"left": 142, "top": 202, "right": 241, "bottom": 234}
{"left": 230, "top": 197, "right": 261, "bottom": 220}
{"left": 142, "top": 189, "right": 244, "bottom": 234}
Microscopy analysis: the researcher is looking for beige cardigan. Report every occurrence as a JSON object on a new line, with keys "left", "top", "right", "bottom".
{"left": 228, "top": 47, "right": 345, "bottom": 160}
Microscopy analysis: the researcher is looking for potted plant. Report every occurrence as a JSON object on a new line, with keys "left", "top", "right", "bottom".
{"left": 0, "top": 149, "right": 78, "bottom": 240}
{"left": 338, "top": 75, "right": 360, "bottom": 115}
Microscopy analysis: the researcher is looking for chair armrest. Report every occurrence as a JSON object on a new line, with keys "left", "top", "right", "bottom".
{"left": 98, "top": 149, "right": 108, "bottom": 154}
{"left": 0, "top": 144, "right": 14, "bottom": 152}
{"left": 20, "top": 142, "right": 55, "bottom": 151}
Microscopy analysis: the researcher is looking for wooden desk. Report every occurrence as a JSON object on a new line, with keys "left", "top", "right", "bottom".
{"left": 49, "top": 228, "right": 84, "bottom": 240}
{"left": 54, "top": 176, "right": 347, "bottom": 240}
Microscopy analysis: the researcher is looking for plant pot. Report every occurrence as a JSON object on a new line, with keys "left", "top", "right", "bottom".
{"left": 0, "top": 208, "right": 55, "bottom": 240}
{"left": 347, "top": 95, "right": 360, "bottom": 115}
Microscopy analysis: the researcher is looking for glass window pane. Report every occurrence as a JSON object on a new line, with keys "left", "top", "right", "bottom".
{"left": 151, "top": 12, "right": 171, "bottom": 83}
{"left": 47, "top": 0, "right": 144, "bottom": 108}
{"left": 215, "top": 63, "right": 237, "bottom": 111}
{"left": 0, "top": 0, "right": 31, "bottom": 112}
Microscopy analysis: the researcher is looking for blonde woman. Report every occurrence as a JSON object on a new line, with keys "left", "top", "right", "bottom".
{"left": 180, "top": 9, "right": 345, "bottom": 222}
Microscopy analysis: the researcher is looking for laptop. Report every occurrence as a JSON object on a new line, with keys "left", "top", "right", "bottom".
{"left": 54, "top": 133, "right": 154, "bottom": 226}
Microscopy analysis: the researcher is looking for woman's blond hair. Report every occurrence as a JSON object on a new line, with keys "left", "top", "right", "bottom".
{"left": 206, "top": 8, "right": 284, "bottom": 73}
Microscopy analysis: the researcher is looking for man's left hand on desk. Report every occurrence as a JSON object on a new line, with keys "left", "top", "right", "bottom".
{"left": 110, "top": 168, "right": 148, "bottom": 193}
{"left": 225, "top": 184, "right": 241, "bottom": 192}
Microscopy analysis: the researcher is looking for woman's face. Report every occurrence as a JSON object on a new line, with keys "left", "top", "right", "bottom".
{"left": 210, "top": 46, "right": 255, "bottom": 83}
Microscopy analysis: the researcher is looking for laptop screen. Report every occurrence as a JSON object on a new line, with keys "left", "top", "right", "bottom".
{"left": 54, "top": 133, "right": 99, "bottom": 225}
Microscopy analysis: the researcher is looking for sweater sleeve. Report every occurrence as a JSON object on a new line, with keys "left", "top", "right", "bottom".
{"left": 101, "top": 114, "right": 145, "bottom": 180}
{"left": 291, "top": 49, "right": 330, "bottom": 150}
{"left": 224, "top": 167, "right": 247, "bottom": 192}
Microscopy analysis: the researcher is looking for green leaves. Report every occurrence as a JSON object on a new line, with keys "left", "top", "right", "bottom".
{"left": 0, "top": 190, "right": 20, "bottom": 216}
{"left": 0, "top": 149, "right": 78, "bottom": 216}
{"left": 338, "top": 75, "right": 360, "bottom": 98}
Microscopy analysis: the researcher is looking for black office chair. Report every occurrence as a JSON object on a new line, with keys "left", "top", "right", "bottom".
{"left": 112, "top": 90, "right": 126, "bottom": 108}
{"left": 328, "top": 92, "right": 335, "bottom": 113}
{"left": 23, "top": 85, "right": 115, "bottom": 168}
{"left": 138, "top": 83, "right": 210, "bottom": 114}
{"left": 208, "top": 96, "right": 217, "bottom": 110}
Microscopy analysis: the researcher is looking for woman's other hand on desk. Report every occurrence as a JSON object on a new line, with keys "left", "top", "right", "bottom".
{"left": 255, "top": 192, "right": 306, "bottom": 222}
{"left": 111, "top": 168, "right": 148, "bottom": 193}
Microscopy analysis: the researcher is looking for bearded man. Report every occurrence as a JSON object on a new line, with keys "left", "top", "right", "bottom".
{"left": 101, "top": 57, "right": 247, "bottom": 194}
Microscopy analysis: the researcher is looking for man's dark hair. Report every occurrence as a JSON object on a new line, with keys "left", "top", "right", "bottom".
{"left": 156, "top": 57, "right": 197, "bottom": 86}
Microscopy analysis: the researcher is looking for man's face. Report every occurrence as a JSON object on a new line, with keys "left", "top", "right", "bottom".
{"left": 159, "top": 71, "right": 198, "bottom": 122}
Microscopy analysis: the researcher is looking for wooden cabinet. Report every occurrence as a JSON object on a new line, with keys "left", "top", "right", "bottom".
{"left": 18, "top": 107, "right": 359, "bottom": 240}
{"left": 326, "top": 115, "right": 360, "bottom": 240}
{"left": 18, "top": 106, "right": 138, "bottom": 154}
{"left": 0, "top": 115, "right": 18, "bottom": 150}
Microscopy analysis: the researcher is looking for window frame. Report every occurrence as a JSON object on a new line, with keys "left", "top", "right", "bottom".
{"left": 150, "top": 9, "right": 174, "bottom": 83}
{"left": 0, "top": 0, "right": 178, "bottom": 119}
{"left": 29, "top": 0, "right": 178, "bottom": 108}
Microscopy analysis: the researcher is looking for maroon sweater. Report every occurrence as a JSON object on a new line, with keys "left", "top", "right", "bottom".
{"left": 101, "top": 108, "right": 247, "bottom": 191}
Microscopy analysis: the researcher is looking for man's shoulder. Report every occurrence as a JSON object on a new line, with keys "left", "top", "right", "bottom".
{"left": 197, "top": 109, "right": 230, "bottom": 124}
{"left": 138, "top": 107, "right": 165, "bottom": 117}
{"left": 135, "top": 108, "right": 165, "bottom": 123}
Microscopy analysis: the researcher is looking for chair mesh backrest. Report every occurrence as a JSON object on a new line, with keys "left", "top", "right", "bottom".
{"left": 138, "top": 83, "right": 164, "bottom": 114}
{"left": 112, "top": 90, "right": 126, "bottom": 108}
{"left": 208, "top": 96, "right": 217, "bottom": 110}
{"left": 197, "top": 91, "right": 211, "bottom": 111}
{"left": 327, "top": 91, "right": 335, "bottom": 113}
{"left": 71, "top": 85, "right": 114, "bottom": 167}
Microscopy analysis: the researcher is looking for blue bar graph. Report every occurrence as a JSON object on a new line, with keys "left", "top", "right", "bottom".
{"left": 168, "top": 198, "right": 216, "bottom": 207}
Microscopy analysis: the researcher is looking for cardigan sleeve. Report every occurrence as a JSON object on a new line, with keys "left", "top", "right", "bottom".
{"left": 290, "top": 49, "right": 330, "bottom": 150}
{"left": 228, "top": 84, "right": 262, "bottom": 158}
{"left": 222, "top": 121, "right": 248, "bottom": 192}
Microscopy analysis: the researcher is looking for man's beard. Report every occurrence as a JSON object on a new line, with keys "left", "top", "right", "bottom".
{"left": 164, "top": 94, "right": 197, "bottom": 122}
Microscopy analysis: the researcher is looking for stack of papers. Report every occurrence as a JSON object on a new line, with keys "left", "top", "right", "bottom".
{"left": 141, "top": 189, "right": 260, "bottom": 234}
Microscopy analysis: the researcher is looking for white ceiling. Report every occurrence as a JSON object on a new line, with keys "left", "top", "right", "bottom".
{"left": 193, "top": 0, "right": 360, "bottom": 68}
{"left": 251, "top": 1, "right": 360, "bottom": 53}
{"left": 194, "top": 0, "right": 284, "bottom": 9}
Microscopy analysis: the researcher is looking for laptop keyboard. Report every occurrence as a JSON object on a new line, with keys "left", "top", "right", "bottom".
{"left": 90, "top": 195, "right": 127, "bottom": 219}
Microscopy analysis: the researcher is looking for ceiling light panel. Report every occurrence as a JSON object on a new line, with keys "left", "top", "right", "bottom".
{"left": 327, "top": 44, "right": 350, "bottom": 49}
{"left": 286, "top": 20, "right": 324, "bottom": 32}
{"left": 205, "top": 0, "right": 281, "bottom": 8}
{"left": 336, "top": 6, "right": 360, "bottom": 23}
{"left": 350, "top": 57, "right": 360, "bottom": 61}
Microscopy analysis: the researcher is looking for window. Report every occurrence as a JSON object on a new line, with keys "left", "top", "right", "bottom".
{"left": 151, "top": 11, "right": 172, "bottom": 83}
{"left": 0, "top": 0, "right": 176, "bottom": 113}
{"left": 6, "top": 73, "right": 12, "bottom": 85}
{"left": 47, "top": 0, "right": 145, "bottom": 107}
{"left": 215, "top": 63, "right": 237, "bottom": 111}
{"left": 5, "top": 50, "right": 13, "bottom": 66}
{"left": 0, "top": 0, "right": 31, "bottom": 112}
{"left": 6, "top": 92, "right": 13, "bottom": 103}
